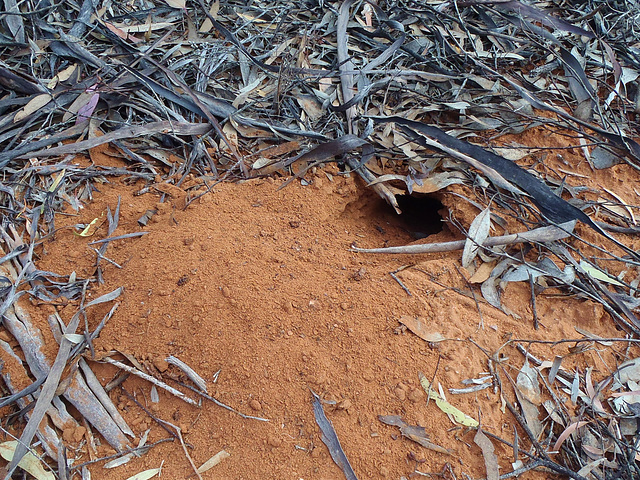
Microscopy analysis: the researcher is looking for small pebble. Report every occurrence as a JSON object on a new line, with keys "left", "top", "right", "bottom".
{"left": 393, "top": 387, "right": 406, "bottom": 401}
{"left": 249, "top": 399, "right": 262, "bottom": 411}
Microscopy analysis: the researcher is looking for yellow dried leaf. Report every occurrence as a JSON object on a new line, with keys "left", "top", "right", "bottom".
{"left": 124, "top": 467, "right": 162, "bottom": 480}
{"left": 0, "top": 441, "right": 55, "bottom": 480}
{"left": 57, "top": 64, "right": 77, "bottom": 82}
{"left": 48, "top": 169, "right": 66, "bottom": 192}
{"left": 579, "top": 260, "right": 625, "bottom": 287}
{"left": 48, "top": 66, "right": 77, "bottom": 89}
{"left": 76, "top": 218, "right": 99, "bottom": 237}
{"left": 419, "top": 373, "right": 479, "bottom": 427}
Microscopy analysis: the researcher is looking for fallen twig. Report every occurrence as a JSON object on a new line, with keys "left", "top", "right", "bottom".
{"left": 352, "top": 221, "right": 575, "bottom": 254}
{"left": 102, "top": 357, "right": 198, "bottom": 406}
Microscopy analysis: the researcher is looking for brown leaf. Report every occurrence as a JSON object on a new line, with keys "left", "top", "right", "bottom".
{"left": 14, "top": 94, "right": 53, "bottom": 123}
{"left": 468, "top": 261, "right": 496, "bottom": 283}
{"left": 474, "top": 428, "right": 499, "bottom": 480}
{"left": 399, "top": 316, "right": 447, "bottom": 343}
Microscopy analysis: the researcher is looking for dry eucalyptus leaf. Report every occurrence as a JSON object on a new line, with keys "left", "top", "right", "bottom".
{"left": 579, "top": 260, "right": 625, "bottom": 287}
{"left": 197, "top": 450, "right": 230, "bottom": 474}
{"left": 104, "top": 454, "right": 133, "bottom": 468}
{"left": 410, "top": 171, "right": 466, "bottom": 194}
{"left": 163, "top": 0, "right": 185, "bottom": 8}
{"left": 419, "top": 374, "right": 478, "bottom": 427}
{"left": 591, "top": 146, "right": 622, "bottom": 169}
{"left": 612, "top": 357, "right": 640, "bottom": 388}
{"left": 462, "top": 207, "right": 491, "bottom": 268}
{"left": 542, "top": 399, "right": 565, "bottom": 425}
{"left": 548, "top": 355, "right": 565, "bottom": 384}
{"left": 0, "top": 441, "right": 55, "bottom": 480}
{"left": 553, "top": 421, "right": 590, "bottom": 452}
{"left": 199, "top": 0, "right": 220, "bottom": 32}
{"left": 480, "top": 276, "right": 501, "bottom": 308}
{"left": 514, "top": 361, "right": 543, "bottom": 438}
{"left": 517, "top": 360, "right": 542, "bottom": 405}
{"left": 399, "top": 316, "right": 448, "bottom": 343}
{"left": 468, "top": 261, "right": 496, "bottom": 283}
{"left": 14, "top": 93, "right": 53, "bottom": 123}
{"left": 124, "top": 467, "right": 162, "bottom": 480}
{"left": 474, "top": 429, "right": 499, "bottom": 480}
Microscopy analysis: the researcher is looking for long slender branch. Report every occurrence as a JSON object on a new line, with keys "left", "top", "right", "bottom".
{"left": 352, "top": 221, "right": 575, "bottom": 254}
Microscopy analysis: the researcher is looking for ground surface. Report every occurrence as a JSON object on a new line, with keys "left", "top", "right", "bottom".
{"left": 17, "top": 126, "right": 640, "bottom": 480}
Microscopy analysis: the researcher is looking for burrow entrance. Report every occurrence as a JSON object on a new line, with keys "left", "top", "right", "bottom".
{"left": 394, "top": 194, "right": 445, "bottom": 239}
{"left": 342, "top": 187, "right": 445, "bottom": 241}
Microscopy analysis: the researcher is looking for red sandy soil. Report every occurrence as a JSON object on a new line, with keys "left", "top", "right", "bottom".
{"left": 11, "top": 130, "right": 640, "bottom": 479}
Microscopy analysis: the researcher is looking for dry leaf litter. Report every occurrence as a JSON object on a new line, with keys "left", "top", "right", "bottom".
{"left": 0, "top": 0, "right": 640, "bottom": 479}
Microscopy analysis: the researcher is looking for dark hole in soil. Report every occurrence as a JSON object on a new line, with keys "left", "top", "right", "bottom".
{"left": 395, "top": 194, "right": 445, "bottom": 239}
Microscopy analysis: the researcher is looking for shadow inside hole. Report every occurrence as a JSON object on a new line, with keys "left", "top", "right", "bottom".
{"left": 394, "top": 194, "right": 445, "bottom": 239}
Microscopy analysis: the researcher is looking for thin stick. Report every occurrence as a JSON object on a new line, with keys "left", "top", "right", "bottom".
{"left": 120, "top": 386, "right": 201, "bottom": 480}
{"left": 528, "top": 273, "right": 539, "bottom": 330}
{"left": 180, "top": 383, "right": 269, "bottom": 422}
{"left": 352, "top": 221, "right": 576, "bottom": 254}
{"left": 389, "top": 270, "right": 411, "bottom": 296}
{"left": 102, "top": 357, "right": 198, "bottom": 406}
{"left": 176, "top": 428, "right": 202, "bottom": 480}
{"left": 69, "top": 439, "right": 174, "bottom": 472}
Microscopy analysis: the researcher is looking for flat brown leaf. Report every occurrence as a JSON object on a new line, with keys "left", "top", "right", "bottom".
{"left": 399, "top": 316, "right": 447, "bottom": 342}
{"left": 474, "top": 428, "right": 499, "bottom": 480}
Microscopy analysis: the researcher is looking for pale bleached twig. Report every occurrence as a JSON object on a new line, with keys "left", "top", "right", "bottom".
{"left": 101, "top": 357, "right": 198, "bottom": 406}
{"left": 352, "top": 221, "right": 576, "bottom": 255}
